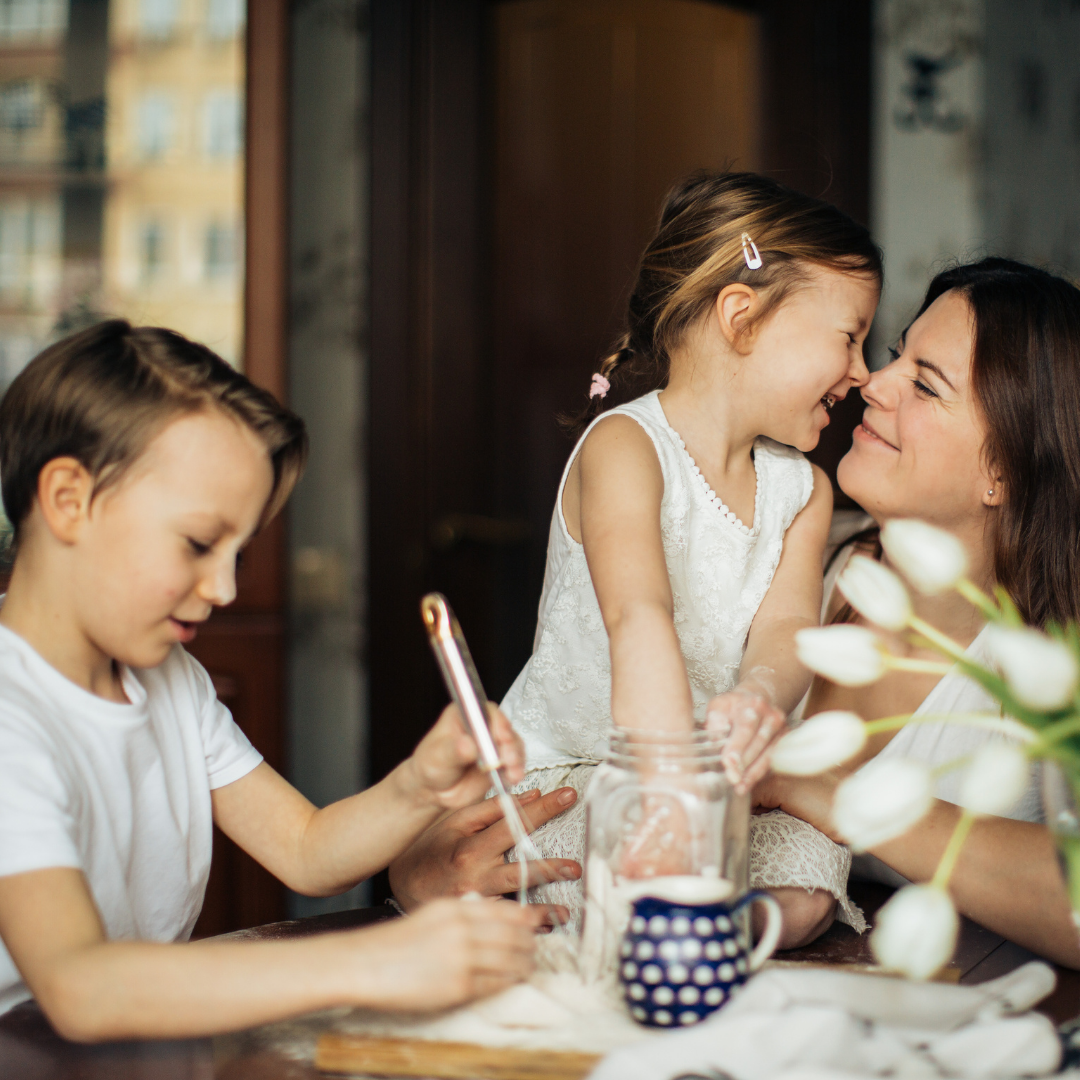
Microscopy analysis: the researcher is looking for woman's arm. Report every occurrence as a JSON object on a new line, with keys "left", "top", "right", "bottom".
{"left": 571, "top": 415, "right": 695, "bottom": 732}
{"left": 388, "top": 787, "right": 581, "bottom": 912}
{"left": 0, "top": 867, "right": 541, "bottom": 1041}
{"left": 755, "top": 772, "right": 1080, "bottom": 968}
{"left": 709, "top": 465, "right": 833, "bottom": 789}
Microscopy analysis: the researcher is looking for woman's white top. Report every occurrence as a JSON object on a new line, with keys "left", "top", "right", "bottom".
{"left": 806, "top": 513, "right": 1044, "bottom": 887}
{"left": 502, "top": 390, "right": 814, "bottom": 770}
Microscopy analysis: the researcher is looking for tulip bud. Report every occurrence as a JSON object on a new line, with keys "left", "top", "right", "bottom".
{"left": 836, "top": 555, "right": 912, "bottom": 632}
{"left": 959, "top": 742, "right": 1030, "bottom": 816}
{"left": 795, "top": 625, "right": 888, "bottom": 686}
{"left": 880, "top": 519, "right": 969, "bottom": 595}
{"left": 771, "top": 711, "right": 867, "bottom": 775}
{"left": 983, "top": 624, "right": 1080, "bottom": 711}
{"left": 871, "top": 884, "right": 958, "bottom": 980}
{"left": 832, "top": 758, "right": 933, "bottom": 850}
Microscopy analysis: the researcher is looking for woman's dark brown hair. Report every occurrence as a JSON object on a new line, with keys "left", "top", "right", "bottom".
{"left": 0, "top": 319, "right": 308, "bottom": 542}
{"left": 910, "top": 258, "right": 1080, "bottom": 628}
{"left": 566, "top": 171, "right": 883, "bottom": 433}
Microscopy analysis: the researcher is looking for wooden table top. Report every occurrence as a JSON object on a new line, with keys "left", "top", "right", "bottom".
{"left": 1, "top": 884, "right": 1076, "bottom": 1079}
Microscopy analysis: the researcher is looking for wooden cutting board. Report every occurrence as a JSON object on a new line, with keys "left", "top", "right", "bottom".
{"left": 315, "top": 1034, "right": 602, "bottom": 1080}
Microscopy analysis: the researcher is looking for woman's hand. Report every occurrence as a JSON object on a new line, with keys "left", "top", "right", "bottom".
{"left": 707, "top": 686, "right": 787, "bottom": 793}
{"left": 399, "top": 703, "right": 526, "bottom": 811}
{"left": 753, "top": 771, "right": 844, "bottom": 843}
{"left": 389, "top": 787, "right": 581, "bottom": 916}
{"left": 347, "top": 898, "right": 543, "bottom": 1012}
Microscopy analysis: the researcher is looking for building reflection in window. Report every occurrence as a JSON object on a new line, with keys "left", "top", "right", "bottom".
{"left": 0, "top": 0, "right": 245, "bottom": 391}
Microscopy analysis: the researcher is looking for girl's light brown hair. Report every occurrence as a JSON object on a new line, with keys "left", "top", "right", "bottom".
{"left": 0, "top": 319, "right": 308, "bottom": 541}
{"left": 567, "top": 171, "right": 883, "bottom": 434}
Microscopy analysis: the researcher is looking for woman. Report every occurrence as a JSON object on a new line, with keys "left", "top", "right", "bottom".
{"left": 391, "top": 257, "right": 1080, "bottom": 968}
{"left": 755, "top": 256, "right": 1080, "bottom": 967}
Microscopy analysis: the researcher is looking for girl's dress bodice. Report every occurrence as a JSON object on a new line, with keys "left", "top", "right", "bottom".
{"left": 501, "top": 390, "right": 814, "bottom": 770}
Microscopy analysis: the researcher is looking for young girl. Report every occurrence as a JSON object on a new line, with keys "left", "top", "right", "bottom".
{"left": 501, "top": 173, "right": 882, "bottom": 943}
{"left": 0, "top": 321, "right": 542, "bottom": 1039}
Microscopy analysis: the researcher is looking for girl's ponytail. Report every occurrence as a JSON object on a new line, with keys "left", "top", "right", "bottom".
{"left": 562, "top": 171, "right": 882, "bottom": 437}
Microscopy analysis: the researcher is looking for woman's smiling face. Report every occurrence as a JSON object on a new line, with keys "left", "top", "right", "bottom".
{"left": 837, "top": 289, "right": 997, "bottom": 530}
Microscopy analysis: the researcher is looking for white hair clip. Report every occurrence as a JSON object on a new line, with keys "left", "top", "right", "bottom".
{"left": 741, "top": 232, "right": 763, "bottom": 270}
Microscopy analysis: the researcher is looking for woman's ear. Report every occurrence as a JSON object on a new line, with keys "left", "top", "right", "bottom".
{"left": 715, "top": 283, "right": 761, "bottom": 354}
{"left": 982, "top": 478, "right": 1004, "bottom": 508}
{"left": 36, "top": 457, "right": 94, "bottom": 544}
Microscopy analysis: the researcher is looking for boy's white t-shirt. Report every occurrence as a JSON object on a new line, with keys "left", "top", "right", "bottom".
{"left": 0, "top": 622, "right": 263, "bottom": 1015}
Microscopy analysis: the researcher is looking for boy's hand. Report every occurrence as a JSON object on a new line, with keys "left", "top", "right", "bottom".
{"left": 399, "top": 703, "right": 526, "bottom": 811}
{"left": 349, "top": 897, "right": 542, "bottom": 1011}
{"left": 706, "top": 687, "right": 786, "bottom": 794}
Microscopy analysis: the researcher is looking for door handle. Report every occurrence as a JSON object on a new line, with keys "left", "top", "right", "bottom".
{"left": 430, "top": 513, "right": 530, "bottom": 550}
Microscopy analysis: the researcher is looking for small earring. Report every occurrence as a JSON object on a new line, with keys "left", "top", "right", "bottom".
{"left": 741, "top": 232, "right": 763, "bottom": 270}
{"left": 987, "top": 489, "right": 994, "bottom": 496}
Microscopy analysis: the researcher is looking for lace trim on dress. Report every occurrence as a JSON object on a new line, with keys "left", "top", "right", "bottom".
{"left": 672, "top": 431, "right": 761, "bottom": 537}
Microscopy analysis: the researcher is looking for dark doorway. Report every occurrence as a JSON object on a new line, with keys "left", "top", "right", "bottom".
{"left": 369, "top": 0, "right": 871, "bottom": 835}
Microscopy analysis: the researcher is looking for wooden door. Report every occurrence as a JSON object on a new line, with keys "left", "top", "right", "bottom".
{"left": 368, "top": 1, "right": 871, "bottom": 850}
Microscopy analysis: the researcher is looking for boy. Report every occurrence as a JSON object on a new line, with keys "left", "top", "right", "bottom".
{"left": 0, "top": 321, "right": 544, "bottom": 1041}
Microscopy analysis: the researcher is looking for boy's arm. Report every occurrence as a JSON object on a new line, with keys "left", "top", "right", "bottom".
{"left": 574, "top": 415, "right": 695, "bottom": 732}
{"left": 212, "top": 703, "right": 523, "bottom": 898}
{"left": 0, "top": 865, "right": 540, "bottom": 1041}
{"left": 709, "top": 465, "right": 832, "bottom": 789}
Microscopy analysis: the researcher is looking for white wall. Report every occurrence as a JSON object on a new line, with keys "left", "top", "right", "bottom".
{"left": 287, "top": 0, "right": 369, "bottom": 918}
{"left": 871, "top": 0, "right": 986, "bottom": 359}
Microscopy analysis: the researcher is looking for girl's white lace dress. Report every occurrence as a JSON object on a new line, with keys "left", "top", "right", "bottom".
{"left": 500, "top": 390, "right": 863, "bottom": 930}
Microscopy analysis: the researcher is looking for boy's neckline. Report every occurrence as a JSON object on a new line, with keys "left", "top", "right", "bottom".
{"left": 0, "top": 609, "right": 147, "bottom": 720}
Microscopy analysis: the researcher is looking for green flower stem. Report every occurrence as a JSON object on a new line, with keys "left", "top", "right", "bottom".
{"left": 1033, "top": 715, "right": 1080, "bottom": 749}
{"left": 955, "top": 578, "right": 1001, "bottom": 622}
{"left": 861, "top": 712, "right": 1037, "bottom": 743}
{"left": 908, "top": 615, "right": 970, "bottom": 662}
{"left": 885, "top": 657, "right": 955, "bottom": 675}
{"left": 931, "top": 809, "right": 976, "bottom": 890}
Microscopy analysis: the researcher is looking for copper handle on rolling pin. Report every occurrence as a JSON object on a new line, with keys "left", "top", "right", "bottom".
{"left": 420, "top": 593, "right": 502, "bottom": 773}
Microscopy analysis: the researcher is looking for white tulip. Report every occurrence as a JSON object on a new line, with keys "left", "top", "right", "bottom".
{"left": 832, "top": 758, "right": 934, "bottom": 851}
{"left": 871, "top": 883, "right": 958, "bottom": 980}
{"left": 771, "top": 711, "right": 868, "bottom": 776}
{"left": 983, "top": 624, "right": 1080, "bottom": 711}
{"left": 880, "top": 519, "right": 969, "bottom": 595}
{"left": 795, "top": 625, "right": 888, "bottom": 686}
{"left": 836, "top": 554, "right": 912, "bottom": 631}
{"left": 958, "top": 742, "right": 1030, "bottom": 816}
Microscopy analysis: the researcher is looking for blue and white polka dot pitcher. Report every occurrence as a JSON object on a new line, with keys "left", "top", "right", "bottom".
{"left": 618, "top": 880, "right": 782, "bottom": 1028}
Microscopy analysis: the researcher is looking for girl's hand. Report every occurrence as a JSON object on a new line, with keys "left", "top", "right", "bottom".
{"left": 349, "top": 898, "right": 542, "bottom": 1011}
{"left": 401, "top": 703, "right": 526, "bottom": 811}
{"left": 753, "top": 772, "right": 844, "bottom": 843}
{"left": 706, "top": 687, "right": 787, "bottom": 793}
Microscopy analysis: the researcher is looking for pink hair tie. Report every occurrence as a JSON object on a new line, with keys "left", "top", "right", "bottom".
{"left": 589, "top": 373, "right": 611, "bottom": 399}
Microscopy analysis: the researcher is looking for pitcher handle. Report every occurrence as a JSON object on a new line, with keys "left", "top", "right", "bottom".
{"left": 730, "top": 889, "right": 783, "bottom": 971}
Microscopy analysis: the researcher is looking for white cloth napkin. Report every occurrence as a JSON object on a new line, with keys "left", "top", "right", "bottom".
{"left": 587, "top": 962, "right": 1061, "bottom": 1080}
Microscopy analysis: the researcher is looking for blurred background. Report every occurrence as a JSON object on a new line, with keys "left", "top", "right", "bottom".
{"left": 0, "top": 0, "right": 1075, "bottom": 928}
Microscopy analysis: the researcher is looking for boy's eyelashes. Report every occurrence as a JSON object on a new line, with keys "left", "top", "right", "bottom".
{"left": 187, "top": 537, "right": 212, "bottom": 556}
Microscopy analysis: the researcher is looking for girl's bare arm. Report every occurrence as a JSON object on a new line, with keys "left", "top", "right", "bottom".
{"left": 710, "top": 464, "right": 832, "bottom": 789}
{"left": 570, "top": 415, "right": 695, "bottom": 732}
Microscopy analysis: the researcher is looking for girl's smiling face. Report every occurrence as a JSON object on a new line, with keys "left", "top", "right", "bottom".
{"left": 837, "top": 288, "right": 996, "bottom": 529}
{"left": 737, "top": 265, "right": 880, "bottom": 453}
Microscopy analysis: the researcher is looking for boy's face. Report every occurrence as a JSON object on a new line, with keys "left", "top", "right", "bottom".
{"left": 74, "top": 409, "right": 274, "bottom": 670}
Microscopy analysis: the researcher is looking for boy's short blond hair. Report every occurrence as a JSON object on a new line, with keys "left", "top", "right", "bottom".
{"left": 0, "top": 320, "right": 308, "bottom": 541}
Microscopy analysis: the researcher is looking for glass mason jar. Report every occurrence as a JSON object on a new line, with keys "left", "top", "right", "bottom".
{"left": 578, "top": 729, "right": 749, "bottom": 984}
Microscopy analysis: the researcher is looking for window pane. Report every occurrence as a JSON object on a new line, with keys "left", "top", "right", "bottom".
{"left": 0, "top": 0, "right": 246, "bottom": 388}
